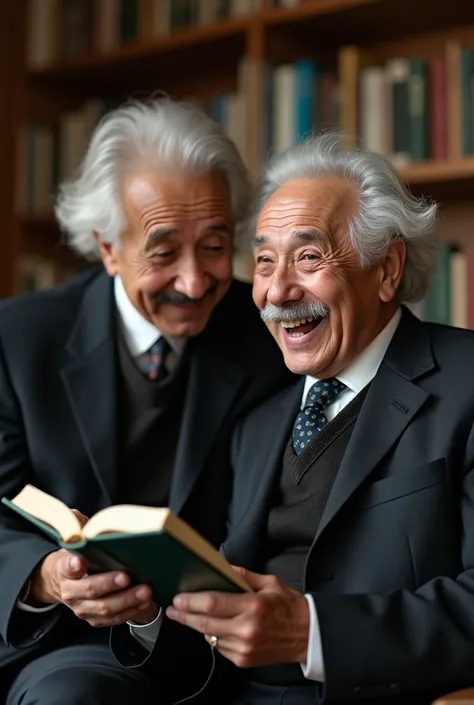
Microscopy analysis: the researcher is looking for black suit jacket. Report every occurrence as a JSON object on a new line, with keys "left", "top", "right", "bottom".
{"left": 0, "top": 269, "right": 294, "bottom": 676}
{"left": 222, "top": 307, "right": 474, "bottom": 705}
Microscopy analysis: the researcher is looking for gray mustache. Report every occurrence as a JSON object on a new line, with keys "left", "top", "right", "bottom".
{"left": 152, "top": 281, "right": 218, "bottom": 305}
{"left": 260, "top": 301, "right": 329, "bottom": 323}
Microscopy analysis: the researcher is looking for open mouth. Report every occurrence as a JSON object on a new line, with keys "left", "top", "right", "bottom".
{"left": 280, "top": 316, "right": 324, "bottom": 338}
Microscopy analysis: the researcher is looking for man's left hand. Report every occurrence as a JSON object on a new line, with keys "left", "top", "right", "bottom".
{"left": 165, "top": 567, "right": 310, "bottom": 668}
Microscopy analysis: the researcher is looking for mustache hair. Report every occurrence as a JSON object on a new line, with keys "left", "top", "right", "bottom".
{"left": 152, "top": 282, "right": 218, "bottom": 305}
{"left": 260, "top": 300, "right": 329, "bottom": 323}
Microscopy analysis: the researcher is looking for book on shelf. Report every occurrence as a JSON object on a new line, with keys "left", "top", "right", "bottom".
{"left": 407, "top": 244, "right": 474, "bottom": 330}
{"left": 2, "top": 485, "right": 250, "bottom": 606}
{"left": 26, "top": 0, "right": 265, "bottom": 66}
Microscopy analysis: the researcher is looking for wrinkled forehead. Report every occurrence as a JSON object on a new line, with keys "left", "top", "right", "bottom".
{"left": 255, "top": 177, "right": 357, "bottom": 245}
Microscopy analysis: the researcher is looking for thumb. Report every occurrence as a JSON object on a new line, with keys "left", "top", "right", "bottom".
{"left": 231, "top": 566, "right": 275, "bottom": 592}
{"left": 60, "top": 551, "right": 87, "bottom": 579}
{"left": 71, "top": 508, "right": 89, "bottom": 528}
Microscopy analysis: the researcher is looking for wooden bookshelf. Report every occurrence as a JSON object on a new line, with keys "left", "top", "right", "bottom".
{"left": 3, "top": 0, "right": 474, "bottom": 299}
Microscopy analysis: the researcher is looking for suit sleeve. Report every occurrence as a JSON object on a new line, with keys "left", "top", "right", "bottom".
{"left": 0, "top": 335, "right": 62, "bottom": 647}
{"left": 311, "top": 428, "right": 474, "bottom": 702}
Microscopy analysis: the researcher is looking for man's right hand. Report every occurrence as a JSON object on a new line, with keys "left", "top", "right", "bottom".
{"left": 30, "top": 549, "right": 159, "bottom": 627}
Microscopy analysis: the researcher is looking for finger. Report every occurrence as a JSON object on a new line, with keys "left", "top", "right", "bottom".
{"left": 71, "top": 509, "right": 89, "bottom": 527}
{"left": 205, "top": 634, "right": 243, "bottom": 653}
{"left": 165, "top": 608, "right": 237, "bottom": 640}
{"left": 172, "top": 591, "right": 246, "bottom": 618}
{"left": 59, "top": 552, "right": 88, "bottom": 580}
{"left": 231, "top": 567, "right": 278, "bottom": 592}
{"left": 82, "top": 603, "right": 155, "bottom": 629}
{"left": 61, "top": 570, "right": 136, "bottom": 602}
{"left": 72, "top": 584, "right": 153, "bottom": 622}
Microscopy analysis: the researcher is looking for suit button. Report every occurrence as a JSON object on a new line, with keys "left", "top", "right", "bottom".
{"left": 352, "top": 686, "right": 361, "bottom": 696}
{"left": 389, "top": 683, "right": 401, "bottom": 695}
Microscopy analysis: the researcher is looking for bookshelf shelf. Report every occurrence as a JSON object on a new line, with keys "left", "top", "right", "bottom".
{"left": 28, "top": 17, "right": 249, "bottom": 84}
{"left": 400, "top": 158, "right": 474, "bottom": 185}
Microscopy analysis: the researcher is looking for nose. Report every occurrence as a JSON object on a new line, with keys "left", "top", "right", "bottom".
{"left": 266, "top": 266, "right": 304, "bottom": 308}
{"left": 173, "top": 258, "right": 210, "bottom": 301}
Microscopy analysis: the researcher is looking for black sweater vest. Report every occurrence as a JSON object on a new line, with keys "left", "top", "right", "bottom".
{"left": 251, "top": 389, "right": 368, "bottom": 686}
{"left": 116, "top": 331, "right": 189, "bottom": 507}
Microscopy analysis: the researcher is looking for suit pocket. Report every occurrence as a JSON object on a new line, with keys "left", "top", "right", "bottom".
{"left": 362, "top": 457, "right": 447, "bottom": 510}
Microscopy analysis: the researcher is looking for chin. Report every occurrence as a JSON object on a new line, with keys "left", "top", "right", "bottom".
{"left": 157, "top": 318, "right": 209, "bottom": 339}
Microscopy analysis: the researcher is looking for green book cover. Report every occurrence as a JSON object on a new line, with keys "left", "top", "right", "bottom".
{"left": 408, "top": 59, "right": 429, "bottom": 161}
{"left": 2, "top": 492, "right": 247, "bottom": 607}
{"left": 424, "top": 244, "right": 452, "bottom": 324}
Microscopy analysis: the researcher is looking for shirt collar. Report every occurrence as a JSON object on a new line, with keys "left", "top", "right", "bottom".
{"left": 114, "top": 276, "right": 186, "bottom": 358}
{"left": 302, "top": 307, "right": 402, "bottom": 407}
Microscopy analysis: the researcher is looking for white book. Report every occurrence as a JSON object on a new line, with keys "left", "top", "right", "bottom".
{"left": 359, "top": 66, "right": 387, "bottom": 156}
{"left": 272, "top": 64, "right": 296, "bottom": 153}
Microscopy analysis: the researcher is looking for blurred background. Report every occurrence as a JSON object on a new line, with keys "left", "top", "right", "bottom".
{"left": 1, "top": 0, "right": 473, "bottom": 327}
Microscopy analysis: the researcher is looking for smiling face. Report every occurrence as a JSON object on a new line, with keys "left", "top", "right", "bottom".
{"left": 252, "top": 177, "right": 405, "bottom": 378}
{"left": 97, "top": 169, "right": 233, "bottom": 338}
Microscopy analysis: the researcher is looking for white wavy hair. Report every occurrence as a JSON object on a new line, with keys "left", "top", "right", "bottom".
{"left": 55, "top": 97, "right": 251, "bottom": 259}
{"left": 252, "top": 133, "right": 439, "bottom": 302}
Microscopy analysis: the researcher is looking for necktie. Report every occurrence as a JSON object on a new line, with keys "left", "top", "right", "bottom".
{"left": 292, "top": 378, "right": 346, "bottom": 455}
{"left": 145, "top": 337, "right": 169, "bottom": 381}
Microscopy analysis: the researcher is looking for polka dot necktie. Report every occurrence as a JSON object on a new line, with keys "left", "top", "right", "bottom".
{"left": 145, "top": 337, "right": 169, "bottom": 381}
{"left": 292, "top": 378, "right": 346, "bottom": 455}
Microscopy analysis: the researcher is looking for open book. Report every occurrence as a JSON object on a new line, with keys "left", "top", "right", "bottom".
{"left": 2, "top": 485, "right": 249, "bottom": 606}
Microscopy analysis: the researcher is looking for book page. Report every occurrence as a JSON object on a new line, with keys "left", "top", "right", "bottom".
{"left": 10, "top": 484, "right": 82, "bottom": 541}
{"left": 82, "top": 505, "right": 170, "bottom": 539}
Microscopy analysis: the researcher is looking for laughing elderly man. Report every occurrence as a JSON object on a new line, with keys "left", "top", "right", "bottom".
{"left": 139, "top": 134, "right": 474, "bottom": 705}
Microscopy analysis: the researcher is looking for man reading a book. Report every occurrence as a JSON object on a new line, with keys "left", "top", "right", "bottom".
{"left": 124, "top": 134, "right": 474, "bottom": 704}
{"left": 0, "top": 98, "right": 293, "bottom": 705}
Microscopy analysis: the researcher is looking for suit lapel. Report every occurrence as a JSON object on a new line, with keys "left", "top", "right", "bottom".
{"left": 169, "top": 342, "right": 246, "bottom": 514}
{"left": 223, "top": 381, "right": 303, "bottom": 569}
{"left": 60, "top": 272, "right": 117, "bottom": 503}
{"left": 316, "top": 308, "right": 434, "bottom": 540}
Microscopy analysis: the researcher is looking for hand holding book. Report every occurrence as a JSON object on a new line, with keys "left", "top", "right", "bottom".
{"left": 30, "top": 544, "right": 159, "bottom": 628}
{"left": 3, "top": 485, "right": 249, "bottom": 629}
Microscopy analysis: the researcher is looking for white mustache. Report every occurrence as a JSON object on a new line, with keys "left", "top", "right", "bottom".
{"left": 260, "top": 301, "right": 329, "bottom": 322}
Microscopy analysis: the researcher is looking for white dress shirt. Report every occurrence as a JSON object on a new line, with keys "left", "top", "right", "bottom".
{"left": 129, "top": 309, "right": 403, "bottom": 675}
{"left": 17, "top": 276, "right": 184, "bottom": 629}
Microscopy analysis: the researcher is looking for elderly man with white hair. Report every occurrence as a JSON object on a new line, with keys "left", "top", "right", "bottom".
{"left": 133, "top": 134, "right": 474, "bottom": 705}
{"left": 0, "top": 97, "right": 293, "bottom": 705}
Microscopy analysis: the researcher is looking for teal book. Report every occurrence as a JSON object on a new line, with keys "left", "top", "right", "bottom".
{"left": 2, "top": 485, "right": 249, "bottom": 607}
{"left": 408, "top": 59, "right": 429, "bottom": 161}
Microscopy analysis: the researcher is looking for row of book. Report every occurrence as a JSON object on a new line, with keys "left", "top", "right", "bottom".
{"left": 264, "top": 41, "right": 474, "bottom": 165}
{"left": 356, "top": 47, "right": 474, "bottom": 165}
{"left": 17, "top": 42, "right": 474, "bottom": 215}
{"left": 16, "top": 70, "right": 254, "bottom": 215}
{"left": 414, "top": 245, "right": 474, "bottom": 329}
{"left": 16, "top": 41, "right": 474, "bottom": 213}
{"left": 17, "top": 100, "right": 107, "bottom": 214}
{"left": 27, "top": 0, "right": 262, "bottom": 67}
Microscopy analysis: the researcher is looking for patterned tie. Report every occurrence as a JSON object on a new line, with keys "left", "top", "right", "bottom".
{"left": 292, "top": 378, "right": 346, "bottom": 455}
{"left": 145, "top": 337, "right": 169, "bottom": 381}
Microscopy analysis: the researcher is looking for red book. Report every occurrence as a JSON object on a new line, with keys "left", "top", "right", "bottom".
{"left": 430, "top": 56, "right": 448, "bottom": 160}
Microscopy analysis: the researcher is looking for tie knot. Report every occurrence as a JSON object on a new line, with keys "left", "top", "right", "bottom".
{"left": 304, "top": 378, "right": 346, "bottom": 410}
{"left": 148, "top": 337, "right": 169, "bottom": 357}
{"left": 146, "top": 337, "right": 170, "bottom": 381}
